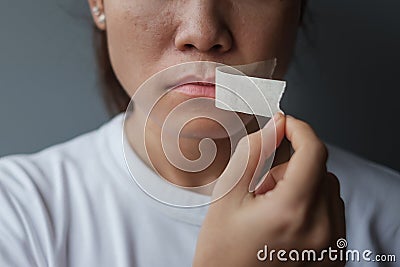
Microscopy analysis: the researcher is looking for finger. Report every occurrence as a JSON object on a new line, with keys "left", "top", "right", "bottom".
{"left": 254, "top": 162, "right": 288, "bottom": 195}
{"left": 276, "top": 115, "right": 328, "bottom": 201}
{"left": 326, "top": 173, "right": 346, "bottom": 244}
{"left": 214, "top": 113, "right": 285, "bottom": 199}
{"left": 252, "top": 138, "right": 290, "bottom": 194}
{"left": 247, "top": 113, "right": 286, "bottom": 193}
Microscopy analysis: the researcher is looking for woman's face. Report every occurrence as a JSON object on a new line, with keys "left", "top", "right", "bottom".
{"left": 90, "top": 0, "right": 301, "bottom": 137}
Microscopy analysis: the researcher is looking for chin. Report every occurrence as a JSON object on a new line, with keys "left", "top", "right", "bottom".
{"left": 178, "top": 118, "right": 231, "bottom": 139}
{"left": 159, "top": 112, "right": 255, "bottom": 140}
{"left": 144, "top": 93, "right": 256, "bottom": 140}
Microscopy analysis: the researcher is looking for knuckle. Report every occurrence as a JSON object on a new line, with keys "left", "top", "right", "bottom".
{"left": 270, "top": 203, "right": 300, "bottom": 234}
{"left": 296, "top": 118, "right": 312, "bottom": 130}
{"left": 297, "top": 120, "right": 317, "bottom": 137}
{"left": 283, "top": 203, "right": 309, "bottom": 236}
{"left": 309, "top": 141, "right": 328, "bottom": 163}
{"left": 317, "top": 142, "right": 329, "bottom": 160}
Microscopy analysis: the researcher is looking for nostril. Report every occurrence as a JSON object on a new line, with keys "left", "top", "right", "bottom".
{"left": 183, "top": 43, "right": 223, "bottom": 52}
{"left": 213, "top": 44, "right": 223, "bottom": 51}
{"left": 184, "top": 44, "right": 195, "bottom": 50}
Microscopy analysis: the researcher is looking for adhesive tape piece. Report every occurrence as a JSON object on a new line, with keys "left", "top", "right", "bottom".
{"left": 215, "top": 60, "right": 286, "bottom": 117}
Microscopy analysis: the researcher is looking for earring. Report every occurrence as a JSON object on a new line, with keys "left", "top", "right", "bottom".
{"left": 92, "top": 4, "right": 105, "bottom": 25}
{"left": 98, "top": 13, "right": 106, "bottom": 24}
{"left": 92, "top": 6, "right": 100, "bottom": 16}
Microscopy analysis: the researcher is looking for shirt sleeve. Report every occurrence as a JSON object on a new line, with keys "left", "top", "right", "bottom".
{"left": 0, "top": 157, "right": 54, "bottom": 267}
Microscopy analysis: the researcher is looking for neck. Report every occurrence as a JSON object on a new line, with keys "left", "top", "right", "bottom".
{"left": 125, "top": 108, "right": 239, "bottom": 193}
{"left": 124, "top": 107, "right": 290, "bottom": 195}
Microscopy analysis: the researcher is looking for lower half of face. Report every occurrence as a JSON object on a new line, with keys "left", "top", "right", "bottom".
{"left": 104, "top": 0, "right": 301, "bottom": 139}
{"left": 139, "top": 90, "right": 256, "bottom": 139}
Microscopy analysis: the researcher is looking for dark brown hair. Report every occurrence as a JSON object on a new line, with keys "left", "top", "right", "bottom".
{"left": 94, "top": 0, "right": 308, "bottom": 116}
{"left": 94, "top": 29, "right": 130, "bottom": 116}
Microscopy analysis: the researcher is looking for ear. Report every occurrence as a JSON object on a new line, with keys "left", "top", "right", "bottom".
{"left": 88, "top": 0, "right": 106, "bottom": 31}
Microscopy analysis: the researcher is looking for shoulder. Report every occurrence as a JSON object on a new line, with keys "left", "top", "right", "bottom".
{"left": 0, "top": 113, "right": 122, "bottom": 204}
{"left": 0, "top": 114, "right": 128, "bottom": 213}
{"left": 0, "top": 129, "right": 96, "bottom": 195}
{"left": 0, "top": 113, "right": 126, "bottom": 219}
{"left": 326, "top": 144, "right": 400, "bottom": 203}
{"left": 0, "top": 114, "right": 125, "bottom": 265}
{"left": 0, "top": 113, "right": 125, "bottom": 189}
{"left": 326, "top": 144, "right": 400, "bottom": 255}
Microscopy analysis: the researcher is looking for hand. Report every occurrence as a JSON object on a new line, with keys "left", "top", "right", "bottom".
{"left": 193, "top": 114, "right": 346, "bottom": 267}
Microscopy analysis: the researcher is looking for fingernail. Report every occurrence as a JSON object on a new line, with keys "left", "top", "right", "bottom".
{"left": 273, "top": 112, "right": 283, "bottom": 123}
{"left": 274, "top": 111, "right": 285, "bottom": 121}
{"left": 263, "top": 112, "right": 282, "bottom": 130}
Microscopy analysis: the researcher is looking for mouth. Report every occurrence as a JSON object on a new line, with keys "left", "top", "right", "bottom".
{"left": 172, "top": 82, "right": 216, "bottom": 98}
{"left": 166, "top": 74, "right": 216, "bottom": 98}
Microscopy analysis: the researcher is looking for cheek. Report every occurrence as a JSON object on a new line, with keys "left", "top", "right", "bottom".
{"left": 105, "top": 2, "right": 176, "bottom": 96}
{"left": 242, "top": 25, "right": 298, "bottom": 78}
{"left": 233, "top": 4, "right": 299, "bottom": 72}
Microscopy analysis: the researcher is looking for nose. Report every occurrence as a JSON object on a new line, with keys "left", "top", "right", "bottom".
{"left": 174, "top": 1, "right": 233, "bottom": 54}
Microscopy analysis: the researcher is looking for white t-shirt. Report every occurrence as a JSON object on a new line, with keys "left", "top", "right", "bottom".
{"left": 0, "top": 114, "right": 399, "bottom": 267}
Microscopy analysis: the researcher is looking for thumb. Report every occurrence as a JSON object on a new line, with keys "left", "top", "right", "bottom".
{"left": 213, "top": 113, "right": 286, "bottom": 200}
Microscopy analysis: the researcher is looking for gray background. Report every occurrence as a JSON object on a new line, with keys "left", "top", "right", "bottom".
{"left": 1, "top": 0, "right": 399, "bottom": 172}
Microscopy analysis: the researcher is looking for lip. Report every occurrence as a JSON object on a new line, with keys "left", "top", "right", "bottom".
{"left": 169, "top": 76, "right": 216, "bottom": 98}
{"left": 172, "top": 82, "right": 216, "bottom": 98}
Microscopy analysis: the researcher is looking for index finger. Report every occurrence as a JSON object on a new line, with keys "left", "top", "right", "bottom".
{"left": 275, "top": 115, "right": 328, "bottom": 202}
